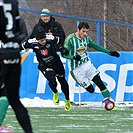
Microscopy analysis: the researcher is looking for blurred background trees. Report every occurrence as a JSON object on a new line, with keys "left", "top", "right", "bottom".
{"left": 19, "top": 0, "right": 133, "bottom": 51}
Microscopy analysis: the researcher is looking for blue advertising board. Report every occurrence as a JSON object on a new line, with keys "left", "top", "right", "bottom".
{"left": 20, "top": 52, "right": 133, "bottom": 102}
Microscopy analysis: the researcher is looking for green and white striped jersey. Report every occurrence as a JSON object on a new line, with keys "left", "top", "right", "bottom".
{"left": 64, "top": 33, "right": 110, "bottom": 71}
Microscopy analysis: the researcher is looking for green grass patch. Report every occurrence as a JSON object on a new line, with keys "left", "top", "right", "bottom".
{"left": 3, "top": 107, "right": 133, "bottom": 133}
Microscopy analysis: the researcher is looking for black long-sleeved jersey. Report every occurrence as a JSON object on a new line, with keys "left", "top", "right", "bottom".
{"left": 0, "top": 0, "right": 20, "bottom": 60}
{"left": 23, "top": 38, "right": 61, "bottom": 68}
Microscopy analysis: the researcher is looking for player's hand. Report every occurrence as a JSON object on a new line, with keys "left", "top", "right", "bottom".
{"left": 73, "top": 55, "right": 81, "bottom": 61}
{"left": 60, "top": 47, "right": 69, "bottom": 56}
{"left": 46, "top": 34, "right": 55, "bottom": 40}
{"left": 28, "top": 38, "right": 37, "bottom": 43}
{"left": 109, "top": 51, "right": 120, "bottom": 58}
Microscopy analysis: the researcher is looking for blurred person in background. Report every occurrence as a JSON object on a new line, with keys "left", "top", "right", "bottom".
{"left": 30, "top": 8, "right": 65, "bottom": 51}
{"left": 0, "top": 0, "right": 32, "bottom": 132}
{"left": 0, "top": 16, "right": 28, "bottom": 131}
{"left": 15, "top": 17, "right": 28, "bottom": 50}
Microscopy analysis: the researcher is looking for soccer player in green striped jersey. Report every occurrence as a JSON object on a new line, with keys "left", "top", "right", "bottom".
{"left": 63, "top": 21, "right": 120, "bottom": 100}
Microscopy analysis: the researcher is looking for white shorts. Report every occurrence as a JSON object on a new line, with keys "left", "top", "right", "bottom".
{"left": 71, "top": 60, "right": 99, "bottom": 88}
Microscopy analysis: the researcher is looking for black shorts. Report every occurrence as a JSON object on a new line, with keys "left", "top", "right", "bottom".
{"left": 38, "top": 56, "right": 65, "bottom": 76}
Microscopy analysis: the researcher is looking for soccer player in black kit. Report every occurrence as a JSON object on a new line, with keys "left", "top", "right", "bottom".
{"left": 22, "top": 27, "right": 72, "bottom": 111}
{"left": 0, "top": 0, "right": 33, "bottom": 132}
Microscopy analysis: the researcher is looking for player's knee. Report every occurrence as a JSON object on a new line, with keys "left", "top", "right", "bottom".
{"left": 85, "top": 84, "right": 94, "bottom": 93}
{"left": 49, "top": 79, "right": 57, "bottom": 89}
{"left": 45, "top": 69, "right": 55, "bottom": 80}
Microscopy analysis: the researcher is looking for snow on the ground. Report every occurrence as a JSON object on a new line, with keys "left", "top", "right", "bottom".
{"left": 19, "top": 97, "right": 133, "bottom": 108}
{"left": 20, "top": 97, "right": 65, "bottom": 107}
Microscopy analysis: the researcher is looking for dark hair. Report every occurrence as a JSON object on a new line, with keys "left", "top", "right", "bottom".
{"left": 35, "top": 27, "right": 46, "bottom": 40}
{"left": 78, "top": 22, "right": 89, "bottom": 30}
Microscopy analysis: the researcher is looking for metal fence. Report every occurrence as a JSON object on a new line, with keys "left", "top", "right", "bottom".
{"left": 19, "top": 8, "right": 133, "bottom": 51}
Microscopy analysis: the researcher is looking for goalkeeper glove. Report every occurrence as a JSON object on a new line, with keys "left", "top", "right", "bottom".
{"left": 73, "top": 55, "right": 81, "bottom": 61}
{"left": 109, "top": 51, "right": 120, "bottom": 58}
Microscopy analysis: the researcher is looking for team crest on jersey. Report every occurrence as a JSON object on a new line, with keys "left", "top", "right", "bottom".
{"left": 76, "top": 46, "right": 85, "bottom": 55}
{"left": 40, "top": 49, "right": 48, "bottom": 56}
